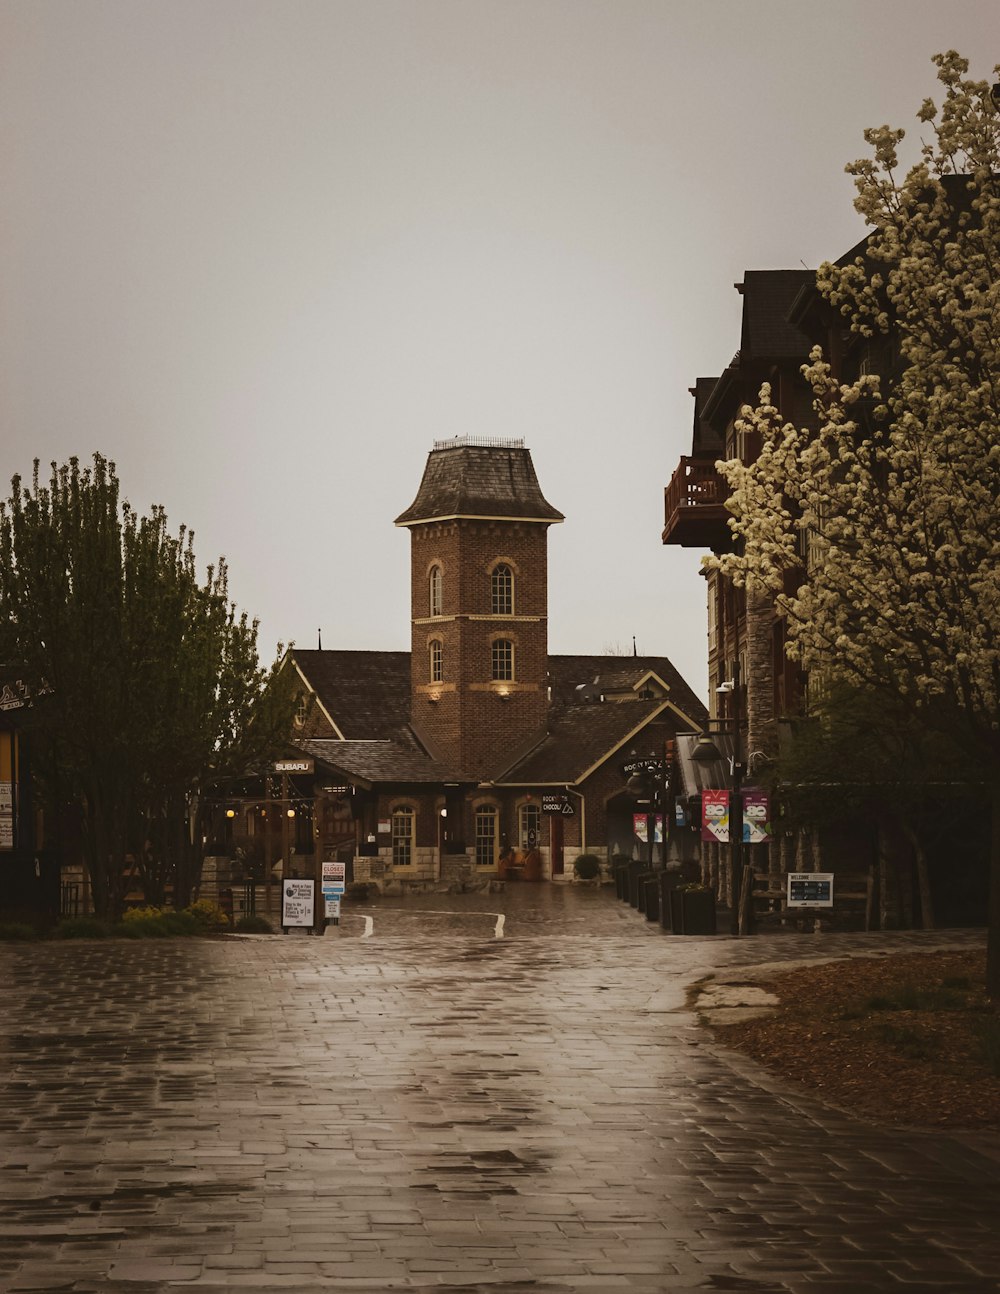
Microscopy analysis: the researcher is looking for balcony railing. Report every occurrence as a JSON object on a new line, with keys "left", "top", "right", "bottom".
{"left": 661, "top": 457, "right": 730, "bottom": 549}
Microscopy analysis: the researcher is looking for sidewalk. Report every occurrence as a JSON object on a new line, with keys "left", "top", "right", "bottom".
{"left": 1, "top": 895, "right": 996, "bottom": 1292}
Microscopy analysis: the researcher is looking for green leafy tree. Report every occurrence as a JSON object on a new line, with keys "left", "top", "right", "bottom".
{"left": 708, "top": 53, "right": 1000, "bottom": 990}
{"left": 0, "top": 455, "right": 296, "bottom": 918}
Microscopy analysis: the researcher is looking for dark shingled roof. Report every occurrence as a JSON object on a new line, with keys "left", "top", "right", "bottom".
{"left": 291, "top": 648, "right": 706, "bottom": 786}
{"left": 547, "top": 655, "right": 707, "bottom": 727}
{"left": 395, "top": 440, "right": 564, "bottom": 526}
{"left": 739, "top": 269, "right": 814, "bottom": 362}
{"left": 292, "top": 649, "right": 410, "bottom": 739}
{"left": 496, "top": 699, "right": 669, "bottom": 785}
{"left": 295, "top": 738, "right": 462, "bottom": 786}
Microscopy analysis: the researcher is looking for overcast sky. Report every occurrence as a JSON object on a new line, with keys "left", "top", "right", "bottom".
{"left": 2, "top": 1, "right": 997, "bottom": 699}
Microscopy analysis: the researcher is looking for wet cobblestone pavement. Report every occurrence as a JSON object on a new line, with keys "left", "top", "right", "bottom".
{"left": 1, "top": 885, "right": 997, "bottom": 1292}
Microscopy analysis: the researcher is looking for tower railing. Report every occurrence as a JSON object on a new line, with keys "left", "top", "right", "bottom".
{"left": 433, "top": 436, "right": 525, "bottom": 451}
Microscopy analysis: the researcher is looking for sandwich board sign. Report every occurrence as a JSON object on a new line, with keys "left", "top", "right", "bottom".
{"left": 282, "top": 879, "right": 315, "bottom": 928}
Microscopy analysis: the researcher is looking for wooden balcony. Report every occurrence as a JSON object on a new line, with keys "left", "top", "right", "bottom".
{"left": 661, "top": 457, "right": 731, "bottom": 549}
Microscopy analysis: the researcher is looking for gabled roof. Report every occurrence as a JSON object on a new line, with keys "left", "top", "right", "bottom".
{"left": 547, "top": 654, "right": 707, "bottom": 728}
{"left": 494, "top": 698, "right": 672, "bottom": 786}
{"left": 290, "top": 648, "right": 706, "bottom": 789}
{"left": 395, "top": 440, "right": 564, "bottom": 526}
{"left": 292, "top": 649, "right": 410, "bottom": 739}
{"left": 294, "top": 738, "right": 464, "bottom": 788}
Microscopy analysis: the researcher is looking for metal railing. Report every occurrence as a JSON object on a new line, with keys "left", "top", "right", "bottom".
{"left": 433, "top": 436, "right": 525, "bottom": 451}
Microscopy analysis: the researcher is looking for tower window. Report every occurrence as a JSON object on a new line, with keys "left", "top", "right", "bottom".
{"left": 392, "top": 806, "right": 415, "bottom": 867}
{"left": 429, "top": 638, "right": 443, "bottom": 683}
{"left": 429, "top": 564, "right": 443, "bottom": 617}
{"left": 491, "top": 639, "right": 514, "bottom": 681}
{"left": 475, "top": 805, "right": 498, "bottom": 868}
{"left": 491, "top": 563, "right": 513, "bottom": 615}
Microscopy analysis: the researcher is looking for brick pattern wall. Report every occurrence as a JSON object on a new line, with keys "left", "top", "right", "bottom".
{"left": 409, "top": 518, "right": 552, "bottom": 779}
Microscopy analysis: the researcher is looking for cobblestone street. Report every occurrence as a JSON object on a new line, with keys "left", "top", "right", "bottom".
{"left": 1, "top": 886, "right": 997, "bottom": 1292}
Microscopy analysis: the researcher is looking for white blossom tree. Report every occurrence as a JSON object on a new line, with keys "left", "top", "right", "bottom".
{"left": 707, "top": 53, "right": 1000, "bottom": 991}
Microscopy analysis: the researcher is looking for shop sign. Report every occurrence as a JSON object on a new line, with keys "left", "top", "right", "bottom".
{"left": 541, "top": 793, "right": 574, "bottom": 815}
{"left": 274, "top": 759, "right": 314, "bottom": 774}
{"left": 621, "top": 756, "right": 666, "bottom": 778}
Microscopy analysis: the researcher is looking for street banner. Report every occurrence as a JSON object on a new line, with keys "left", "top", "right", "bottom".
{"left": 702, "top": 790, "right": 730, "bottom": 843}
{"left": 632, "top": 813, "right": 664, "bottom": 844}
{"left": 742, "top": 791, "right": 771, "bottom": 843}
{"left": 281, "top": 879, "right": 314, "bottom": 927}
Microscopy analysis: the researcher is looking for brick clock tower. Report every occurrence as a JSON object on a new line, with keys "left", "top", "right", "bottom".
{"left": 395, "top": 438, "right": 564, "bottom": 781}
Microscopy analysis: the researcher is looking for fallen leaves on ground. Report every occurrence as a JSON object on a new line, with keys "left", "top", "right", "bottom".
{"left": 710, "top": 950, "right": 1000, "bottom": 1130}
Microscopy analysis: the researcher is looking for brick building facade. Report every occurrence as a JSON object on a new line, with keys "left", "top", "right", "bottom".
{"left": 661, "top": 247, "right": 990, "bottom": 930}
{"left": 254, "top": 437, "right": 707, "bottom": 890}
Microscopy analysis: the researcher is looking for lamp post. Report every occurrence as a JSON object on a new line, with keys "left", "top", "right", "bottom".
{"left": 717, "top": 660, "right": 747, "bottom": 936}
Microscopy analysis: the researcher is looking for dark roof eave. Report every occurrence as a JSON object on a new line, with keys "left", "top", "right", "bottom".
{"left": 395, "top": 511, "right": 564, "bottom": 528}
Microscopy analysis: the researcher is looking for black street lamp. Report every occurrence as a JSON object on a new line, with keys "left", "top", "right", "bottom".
{"left": 716, "top": 659, "right": 749, "bottom": 935}
{"left": 625, "top": 752, "right": 670, "bottom": 872}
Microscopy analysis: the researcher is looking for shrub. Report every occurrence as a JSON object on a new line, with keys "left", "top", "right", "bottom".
{"left": 234, "top": 914, "right": 273, "bottom": 934}
{"left": 572, "top": 854, "right": 601, "bottom": 880}
{"left": 0, "top": 921, "right": 36, "bottom": 941}
{"left": 184, "top": 898, "right": 230, "bottom": 932}
{"left": 118, "top": 909, "right": 199, "bottom": 938}
{"left": 122, "top": 905, "right": 164, "bottom": 923}
{"left": 56, "top": 916, "right": 111, "bottom": 939}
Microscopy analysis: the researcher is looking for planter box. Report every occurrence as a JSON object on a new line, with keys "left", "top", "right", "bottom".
{"left": 669, "top": 888, "right": 717, "bottom": 936}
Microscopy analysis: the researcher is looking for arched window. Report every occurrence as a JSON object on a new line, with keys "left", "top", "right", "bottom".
{"left": 429, "top": 638, "right": 443, "bottom": 683}
{"left": 475, "top": 805, "right": 498, "bottom": 868}
{"left": 429, "top": 565, "right": 443, "bottom": 617}
{"left": 519, "top": 802, "right": 541, "bottom": 853}
{"left": 392, "top": 806, "right": 415, "bottom": 867}
{"left": 293, "top": 692, "right": 309, "bottom": 728}
{"left": 491, "top": 638, "right": 514, "bottom": 681}
{"left": 491, "top": 563, "right": 513, "bottom": 615}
